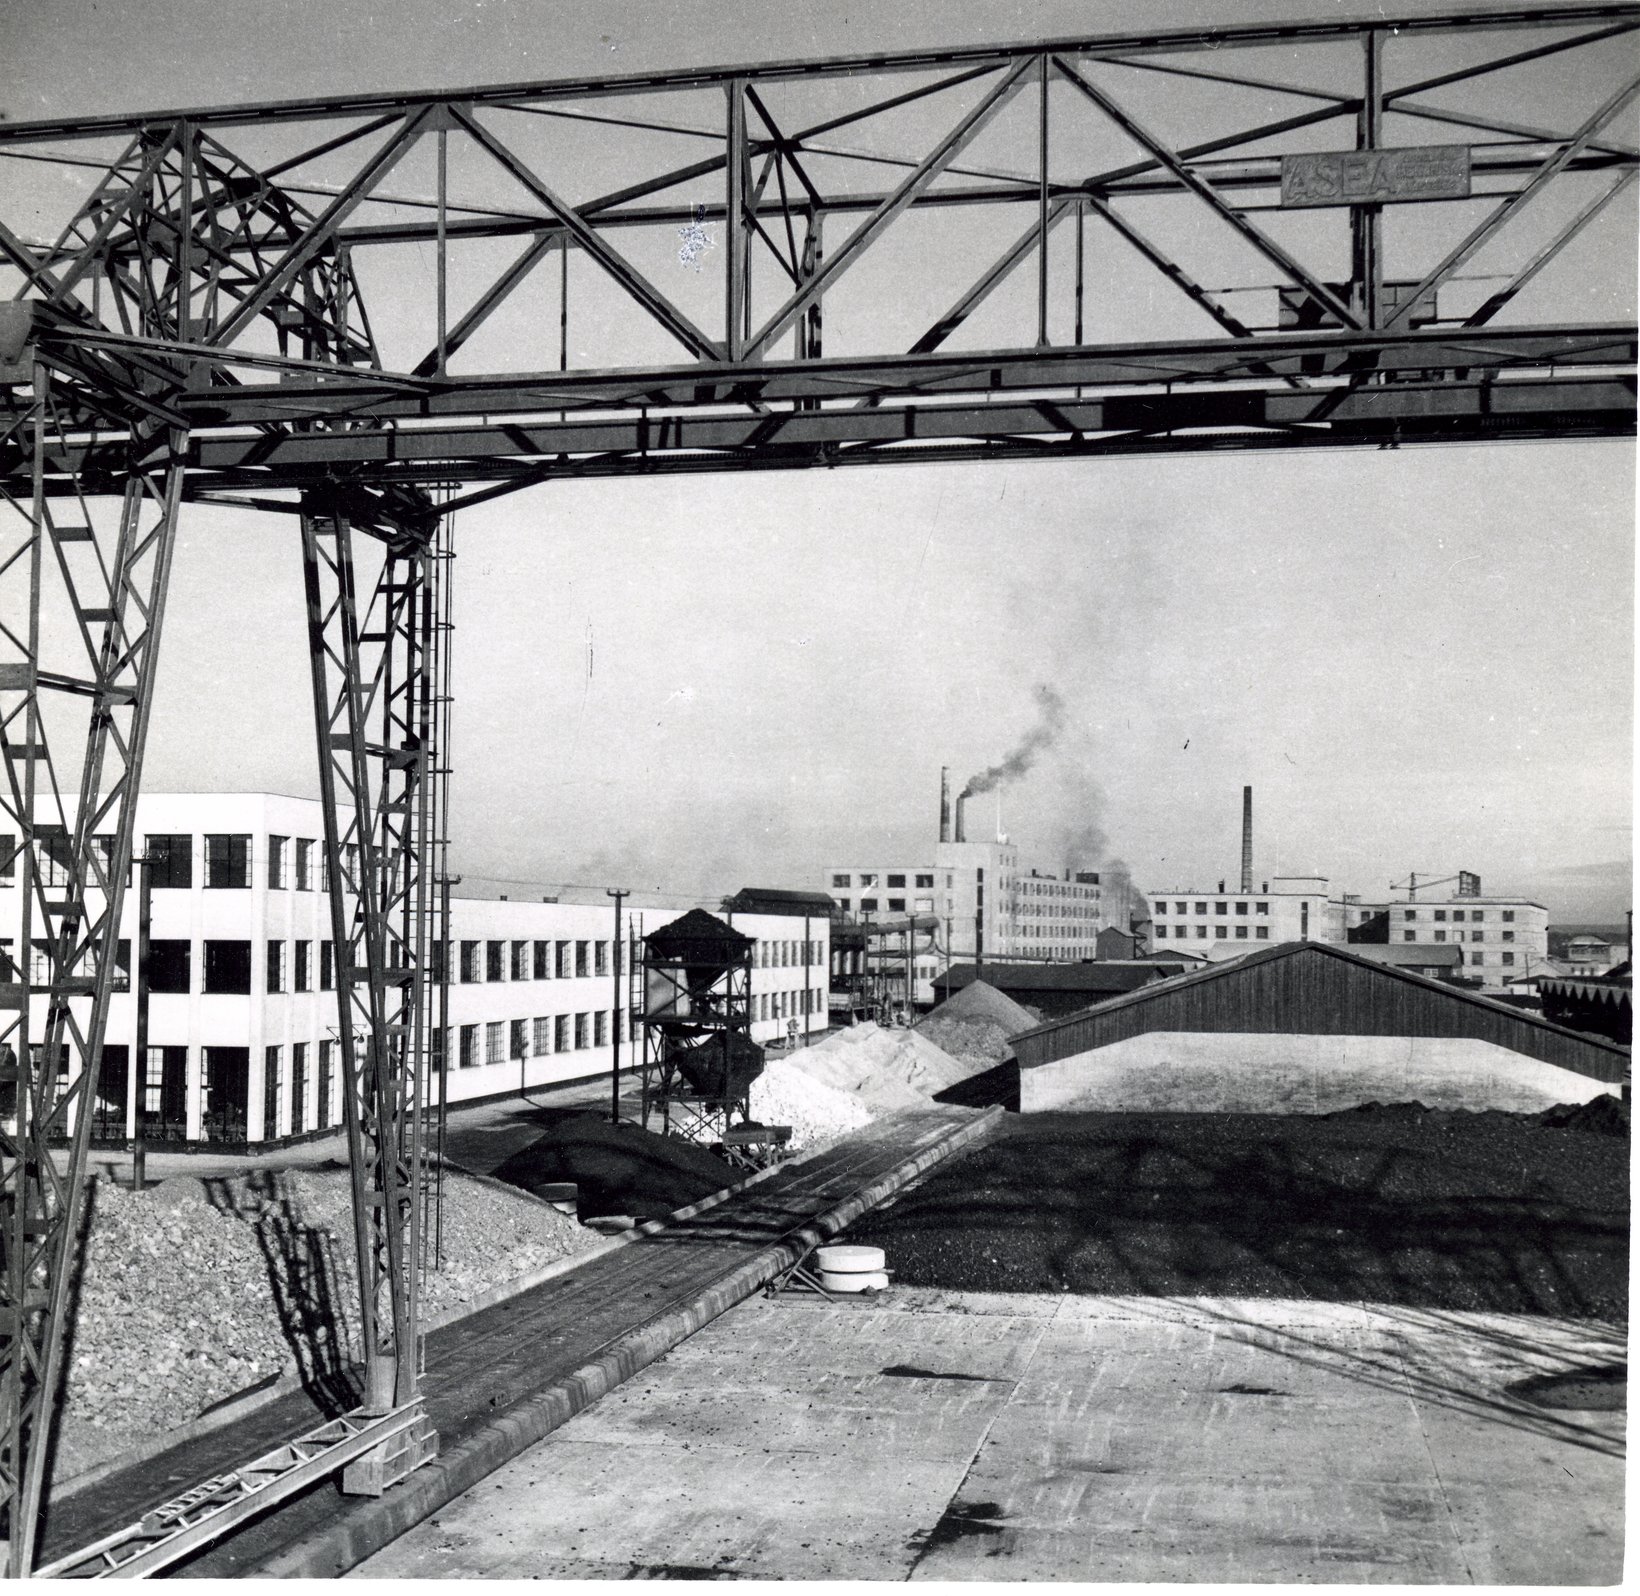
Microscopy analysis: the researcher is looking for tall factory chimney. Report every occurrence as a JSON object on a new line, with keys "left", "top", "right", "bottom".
{"left": 954, "top": 793, "right": 967, "bottom": 843}
{"left": 939, "top": 767, "right": 951, "bottom": 843}
{"left": 1240, "top": 785, "right": 1253, "bottom": 894}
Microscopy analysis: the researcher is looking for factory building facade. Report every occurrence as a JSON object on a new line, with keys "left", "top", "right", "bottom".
{"left": 0, "top": 793, "right": 828, "bottom": 1148}
{"left": 1143, "top": 790, "right": 1549, "bottom": 991}
{"left": 821, "top": 767, "right": 1111, "bottom": 1003}
{"left": 1149, "top": 877, "right": 1346, "bottom": 951}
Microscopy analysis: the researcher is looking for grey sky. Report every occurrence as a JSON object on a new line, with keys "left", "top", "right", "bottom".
{"left": 6, "top": 0, "right": 1634, "bottom": 917}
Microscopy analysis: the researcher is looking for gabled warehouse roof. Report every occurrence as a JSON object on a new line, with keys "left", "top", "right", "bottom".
{"left": 1344, "top": 943, "right": 1463, "bottom": 969}
{"left": 1011, "top": 940, "right": 1628, "bottom": 1084}
{"left": 935, "top": 960, "right": 1181, "bottom": 998}
{"left": 722, "top": 887, "right": 836, "bottom": 918}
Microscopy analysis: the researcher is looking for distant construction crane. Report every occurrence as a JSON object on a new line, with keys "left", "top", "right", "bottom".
{"left": 1391, "top": 871, "right": 1483, "bottom": 902}
{"left": 1, "top": 3, "right": 1636, "bottom": 1574}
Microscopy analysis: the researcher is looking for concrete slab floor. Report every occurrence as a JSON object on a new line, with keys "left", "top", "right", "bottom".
{"left": 352, "top": 1289, "right": 1624, "bottom": 1583}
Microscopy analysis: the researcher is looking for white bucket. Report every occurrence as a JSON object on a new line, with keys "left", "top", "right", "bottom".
{"left": 815, "top": 1244, "right": 885, "bottom": 1274}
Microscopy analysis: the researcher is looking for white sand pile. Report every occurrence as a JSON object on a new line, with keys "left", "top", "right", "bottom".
{"left": 794, "top": 1023, "right": 972, "bottom": 1109}
{"left": 750, "top": 1058, "right": 875, "bottom": 1149}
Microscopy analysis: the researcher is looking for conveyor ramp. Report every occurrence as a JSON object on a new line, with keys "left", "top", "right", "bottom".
{"left": 40, "top": 1105, "right": 999, "bottom": 1578}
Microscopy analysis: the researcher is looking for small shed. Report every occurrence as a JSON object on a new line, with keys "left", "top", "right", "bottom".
{"left": 1011, "top": 941, "right": 1628, "bottom": 1115}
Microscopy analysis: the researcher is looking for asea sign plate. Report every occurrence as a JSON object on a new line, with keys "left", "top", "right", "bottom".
{"left": 1281, "top": 146, "right": 1471, "bottom": 207}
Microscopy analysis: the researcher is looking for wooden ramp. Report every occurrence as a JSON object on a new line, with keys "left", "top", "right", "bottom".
{"left": 39, "top": 1104, "right": 999, "bottom": 1579}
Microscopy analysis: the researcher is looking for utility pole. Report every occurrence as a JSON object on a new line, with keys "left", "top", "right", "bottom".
{"left": 132, "top": 851, "right": 152, "bottom": 1191}
{"left": 435, "top": 872, "right": 459, "bottom": 1268}
{"left": 904, "top": 922, "right": 914, "bottom": 1024}
{"left": 607, "top": 888, "right": 627, "bottom": 1123}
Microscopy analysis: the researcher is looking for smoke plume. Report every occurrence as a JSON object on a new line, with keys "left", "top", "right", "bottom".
{"left": 961, "top": 685, "right": 1066, "bottom": 799}
{"left": 1102, "top": 857, "right": 1151, "bottom": 930}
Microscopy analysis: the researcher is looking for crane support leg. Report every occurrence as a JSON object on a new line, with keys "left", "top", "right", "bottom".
{"left": 299, "top": 500, "right": 440, "bottom": 1490}
{"left": 0, "top": 363, "right": 187, "bottom": 1575}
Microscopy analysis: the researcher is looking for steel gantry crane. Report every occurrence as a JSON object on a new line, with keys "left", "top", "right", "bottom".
{"left": 0, "top": 4, "right": 1637, "bottom": 1574}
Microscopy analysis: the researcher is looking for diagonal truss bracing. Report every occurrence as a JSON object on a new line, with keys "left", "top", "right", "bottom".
{"left": 300, "top": 502, "right": 442, "bottom": 1417}
{"left": 0, "top": 363, "right": 187, "bottom": 1577}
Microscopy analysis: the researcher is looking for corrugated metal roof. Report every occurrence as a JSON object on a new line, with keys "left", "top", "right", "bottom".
{"left": 722, "top": 887, "right": 836, "bottom": 917}
{"left": 1010, "top": 940, "right": 1631, "bottom": 1065}
{"left": 936, "top": 960, "right": 1179, "bottom": 996}
{"left": 1347, "top": 943, "right": 1463, "bottom": 968}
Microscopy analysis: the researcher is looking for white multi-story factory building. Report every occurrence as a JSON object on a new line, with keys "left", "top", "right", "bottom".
{"left": 0, "top": 793, "right": 828, "bottom": 1148}
{"left": 1374, "top": 892, "right": 1549, "bottom": 986}
{"left": 821, "top": 771, "right": 1111, "bottom": 987}
{"left": 1148, "top": 876, "right": 1347, "bottom": 950}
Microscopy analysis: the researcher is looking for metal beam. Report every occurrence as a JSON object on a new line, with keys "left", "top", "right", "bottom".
{"left": 1, "top": 6, "right": 1634, "bottom": 145}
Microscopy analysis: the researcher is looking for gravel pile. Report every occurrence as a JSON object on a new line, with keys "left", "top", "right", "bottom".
{"left": 796, "top": 1024, "right": 972, "bottom": 1108}
{"left": 750, "top": 1058, "right": 875, "bottom": 1150}
{"left": 921, "top": 979, "right": 1037, "bottom": 1032}
{"left": 850, "top": 1108, "right": 1629, "bottom": 1318}
{"left": 54, "top": 1165, "right": 600, "bottom": 1482}
{"left": 914, "top": 1016, "right": 1015, "bottom": 1070}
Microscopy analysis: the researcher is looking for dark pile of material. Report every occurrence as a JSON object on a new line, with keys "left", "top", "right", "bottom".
{"left": 1325, "top": 1095, "right": 1632, "bottom": 1136}
{"left": 491, "top": 1110, "right": 734, "bottom": 1222}
{"left": 849, "top": 1108, "right": 1629, "bottom": 1317}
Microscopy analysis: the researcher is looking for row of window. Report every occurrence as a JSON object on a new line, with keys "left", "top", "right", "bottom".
{"left": 452, "top": 1010, "right": 625, "bottom": 1066}
{"left": 0, "top": 937, "right": 334, "bottom": 996}
{"left": 757, "top": 989, "right": 822, "bottom": 1022}
{"left": 0, "top": 832, "right": 362, "bottom": 893}
{"left": 836, "top": 897, "right": 934, "bottom": 915}
{"left": 833, "top": 873, "right": 936, "bottom": 890}
{"left": 262, "top": 1040, "right": 337, "bottom": 1138}
{"left": 1405, "top": 907, "right": 1516, "bottom": 923}
{"left": 451, "top": 937, "right": 610, "bottom": 983}
{"left": 1405, "top": 929, "right": 1515, "bottom": 945}
{"left": 63, "top": 1042, "right": 338, "bottom": 1145}
{"left": 1154, "top": 925, "right": 1272, "bottom": 941}
{"left": 1160, "top": 900, "right": 1271, "bottom": 917}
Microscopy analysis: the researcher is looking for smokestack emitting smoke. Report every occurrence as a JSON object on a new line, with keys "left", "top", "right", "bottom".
{"left": 954, "top": 793, "right": 967, "bottom": 843}
{"left": 961, "top": 685, "right": 1066, "bottom": 802}
{"left": 939, "top": 767, "right": 951, "bottom": 843}
{"left": 1241, "top": 785, "right": 1253, "bottom": 894}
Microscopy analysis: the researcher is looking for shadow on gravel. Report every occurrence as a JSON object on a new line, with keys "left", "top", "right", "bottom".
{"left": 204, "top": 1172, "right": 359, "bottom": 1418}
{"left": 849, "top": 1110, "right": 1629, "bottom": 1319}
{"left": 1116, "top": 1293, "right": 1627, "bottom": 1458}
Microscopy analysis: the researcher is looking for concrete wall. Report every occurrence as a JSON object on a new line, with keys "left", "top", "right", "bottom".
{"left": 1020, "top": 1030, "right": 1619, "bottom": 1116}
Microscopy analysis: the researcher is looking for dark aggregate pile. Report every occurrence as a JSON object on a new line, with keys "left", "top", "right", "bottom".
{"left": 849, "top": 1107, "right": 1629, "bottom": 1318}
{"left": 492, "top": 1110, "right": 735, "bottom": 1222}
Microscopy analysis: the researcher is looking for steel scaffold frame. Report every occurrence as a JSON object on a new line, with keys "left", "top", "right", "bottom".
{"left": 0, "top": 367, "right": 187, "bottom": 1576}
{"left": 299, "top": 500, "right": 442, "bottom": 1427}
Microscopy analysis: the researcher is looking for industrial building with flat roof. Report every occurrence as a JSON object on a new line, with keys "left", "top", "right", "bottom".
{"left": 0, "top": 793, "right": 828, "bottom": 1149}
